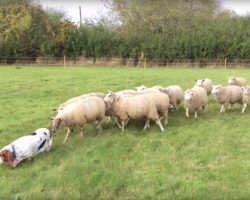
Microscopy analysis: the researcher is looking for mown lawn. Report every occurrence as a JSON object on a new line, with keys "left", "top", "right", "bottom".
{"left": 1, "top": 66, "right": 250, "bottom": 199}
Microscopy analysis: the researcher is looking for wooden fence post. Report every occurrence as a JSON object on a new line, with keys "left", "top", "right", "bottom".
{"left": 224, "top": 58, "right": 227, "bottom": 69}
{"left": 64, "top": 55, "right": 66, "bottom": 68}
{"left": 144, "top": 57, "right": 147, "bottom": 69}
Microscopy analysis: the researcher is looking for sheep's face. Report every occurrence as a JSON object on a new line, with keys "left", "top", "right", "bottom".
{"left": 184, "top": 91, "right": 194, "bottom": 101}
{"left": 104, "top": 92, "right": 116, "bottom": 104}
{"left": 242, "top": 87, "right": 250, "bottom": 95}
{"left": 135, "top": 86, "right": 147, "bottom": 91}
{"left": 195, "top": 79, "right": 204, "bottom": 87}
{"left": 52, "top": 118, "right": 63, "bottom": 133}
{"left": 228, "top": 77, "right": 235, "bottom": 85}
{"left": 211, "top": 85, "right": 221, "bottom": 95}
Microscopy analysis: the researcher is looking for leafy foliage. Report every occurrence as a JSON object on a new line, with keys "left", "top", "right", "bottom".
{"left": 1, "top": 0, "right": 250, "bottom": 59}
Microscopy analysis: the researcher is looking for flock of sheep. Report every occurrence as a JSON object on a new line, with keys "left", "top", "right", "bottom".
{"left": 50, "top": 76, "right": 249, "bottom": 143}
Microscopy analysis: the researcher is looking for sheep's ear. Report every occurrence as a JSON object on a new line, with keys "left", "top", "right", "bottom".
{"left": 202, "top": 79, "right": 205, "bottom": 82}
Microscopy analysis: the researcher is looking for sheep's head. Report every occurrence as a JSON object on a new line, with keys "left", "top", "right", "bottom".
{"left": 195, "top": 79, "right": 205, "bottom": 87}
{"left": 104, "top": 91, "right": 114, "bottom": 103}
{"left": 135, "top": 85, "right": 147, "bottom": 91}
{"left": 184, "top": 91, "right": 194, "bottom": 101}
{"left": 242, "top": 86, "right": 250, "bottom": 95}
{"left": 228, "top": 77, "right": 235, "bottom": 85}
{"left": 50, "top": 117, "right": 64, "bottom": 133}
{"left": 104, "top": 91, "right": 121, "bottom": 104}
{"left": 211, "top": 85, "right": 221, "bottom": 95}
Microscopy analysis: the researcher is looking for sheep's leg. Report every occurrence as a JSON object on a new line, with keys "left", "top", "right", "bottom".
{"left": 163, "top": 112, "right": 168, "bottom": 126}
{"left": 241, "top": 103, "right": 247, "bottom": 114}
{"left": 112, "top": 116, "right": 118, "bottom": 125}
{"left": 124, "top": 118, "right": 130, "bottom": 126}
{"left": 185, "top": 107, "right": 189, "bottom": 117}
{"left": 114, "top": 117, "right": 122, "bottom": 129}
{"left": 106, "top": 116, "right": 111, "bottom": 124}
{"left": 220, "top": 105, "right": 225, "bottom": 113}
{"left": 229, "top": 104, "right": 232, "bottom": 110}
{"left": 121, "top": 121, "right": 126, "bottom": 133}
{"left": 63, "top": 128, "right": 71, "bottom": 144}
{"left": 164, "top": 117, "right": 168, "bottom": 126}
{"left": 143, "top": 119, "right": 150, "bottom": 130}
{"left": 194, "top": 111, "right": 198, "bottom": 118}
{"left": 175, "top": 103, "right": 178, "bottom": 110}
{"left": 96, "top": 121, "right": 102, "bottom": 132}
{"left": 80, "top": 127, "right": 84, "bottom": 137}
{"left": 156, "top": 119, "right": 164, "bottom": 132}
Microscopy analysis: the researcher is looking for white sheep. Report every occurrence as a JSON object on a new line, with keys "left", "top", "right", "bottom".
{"left": 211, "top": 85, "right": 243, "bottom": 113}
{"left": 130, "top": 90, "right": 170, "bottom": 127}
{"left": 51, "top": 96, "right": 106, "bottom": 144}
{"left": 195, "top": 78, "right": 212, "bottom": 95}
{"left": 241, "top": 86, "right": 250, "bottom": 113}
{"left": 184, "top": 87, "right": 208, "bottom": 118}
{"left": 160, "top": 85, "right": 183, "bottom": 109}
{"left": 104, "top": 93, "right": 165, "bottom": 132}
{"left": 55, "top": 92, "right": 106, "bottom": 112}
{"left": 228, "top": 76, "right": 247, "bottom": 87}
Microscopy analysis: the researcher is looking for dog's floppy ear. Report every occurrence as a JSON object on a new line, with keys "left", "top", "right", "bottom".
{"left": 0, "top": 150, "right": 16, "bottom": 167}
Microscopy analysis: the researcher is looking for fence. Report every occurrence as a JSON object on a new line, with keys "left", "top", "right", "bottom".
{"left": 1, "top": 57, "right": 250, "bottom": 68}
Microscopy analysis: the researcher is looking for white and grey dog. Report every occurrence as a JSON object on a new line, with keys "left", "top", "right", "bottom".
{"left": 0, "top": 128, "right": 52, "bottom": 168}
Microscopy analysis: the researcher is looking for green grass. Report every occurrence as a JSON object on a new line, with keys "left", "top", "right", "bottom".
{"left": 1, "top": 66, "right": 250, "bottom": 199}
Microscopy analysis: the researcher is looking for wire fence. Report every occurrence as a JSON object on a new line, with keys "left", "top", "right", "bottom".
{"left": 1, "top": 57, "right": 250, "bottom": 68}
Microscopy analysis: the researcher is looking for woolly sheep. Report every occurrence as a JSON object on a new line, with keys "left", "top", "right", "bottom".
{"left": 211, "top": 85, "right": 243, "bottom": 113}
{"left": 104, "top": 92, "right": 165, "bottom": 132}
{"left": 184, "top": 87, "right": 208, "bottom": 118}
{"left": 241, "top": 86, "right": 250, "bottom": 113}
{"left": 109, "top": 90, "right": 170, "bottom": 127}
{"left": 195, "top": 78, "right": 212, "bottom": 95}
{"left": 51, "top": 96, "right": 106, "bottom": 144}
{"left": 130, "top": 90, "right": 170, "bottom": 126}
{"left": 228, "top": 76, "right": 247, "bottom": 87}
{"left": 55, "top": 92, "right": 106, "bottom": 112}
{"left": 160, "top": 85, "right": 183, "bottom": 109}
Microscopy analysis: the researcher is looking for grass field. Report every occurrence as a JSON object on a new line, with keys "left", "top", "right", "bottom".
{"left": 1, "top": 66, "right": 250, "bottom": 199}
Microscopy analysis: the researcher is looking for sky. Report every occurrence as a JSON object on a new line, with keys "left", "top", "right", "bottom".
{"left": 39, "top": 0, "right": 108, "bottom": 24}
{"left": 39, "top": 0, "right": 250, "bottom": 24}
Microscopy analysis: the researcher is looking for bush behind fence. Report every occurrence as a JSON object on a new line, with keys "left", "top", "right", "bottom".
{"left": 1, "top": 57, "right": 250, "bottom": 68}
